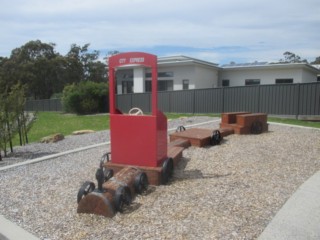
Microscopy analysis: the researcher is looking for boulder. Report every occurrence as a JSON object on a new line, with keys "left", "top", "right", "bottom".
{"left": 72, "top": 130, "right": 95, "bottom": 135}
{"left": 41, "top": 133, "right": 64, "bottom": 143}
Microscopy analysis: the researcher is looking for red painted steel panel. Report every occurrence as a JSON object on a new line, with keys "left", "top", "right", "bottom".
{"left": 108, "top": 52, "right": 167, "bottom": 168}
{"left": 156, "top": 110, "right": 168, "bottom": 164}
{"left": 109, "top": 52, "right": 158, "bottom": 115}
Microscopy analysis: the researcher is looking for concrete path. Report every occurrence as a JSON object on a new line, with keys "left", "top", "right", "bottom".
{"left": 0, "top": 215, "right": 39, "bottom": 240}
{"left": 259, "top": 170, "right": 320, "bottom": 240}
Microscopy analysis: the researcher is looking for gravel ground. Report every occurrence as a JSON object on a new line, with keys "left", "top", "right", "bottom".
{"left": 0, "top": 116, "right": 319, "bottom": 240}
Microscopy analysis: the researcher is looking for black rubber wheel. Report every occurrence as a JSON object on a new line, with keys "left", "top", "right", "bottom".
{"left": 210, "top": 130, "right": 222, "bottom": 146}
{"left": 176, "top": 125, "right": 186, "bottom": 132}
{"left": 161, "top": 158, "right": 174, "bottom": 185}
{"left": 134, "top": 172, "right": 149, "bottom": 194}
{"left": 99, "top": 152, "right": 111, "bottom": 169}
{"left": 251, "top": 121, "right": 263, "bottom": 134}
{"left": 114, "top": 186, "right": 132, "bottom": 212}
{"left": 77, "top": 181, "right": 95, "bottom": 203}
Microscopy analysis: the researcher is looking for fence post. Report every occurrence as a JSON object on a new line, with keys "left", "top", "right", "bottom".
{"left": 222, "top": 87, "right": 225, "bottom": 113}
{"left": 296, "top": 83, "right": 301, "bottom": 119}
{"left": 193, "top": 89, "right": 196, "bottom": 114}
{"left": 258, "top": 85, "right": 261, "bottom": 113}
{"left": 169, "top": 91, "right": 172, "bottom": 113}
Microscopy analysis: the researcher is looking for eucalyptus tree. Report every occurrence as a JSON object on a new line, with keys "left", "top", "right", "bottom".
{"left": 65, "top": 43, "right": 106, "bottom": 83}
{"left": 279, "top": 51, "right": 308, "bottom": 63}
{"left": 311, "top": 56, "right": 320, "bottom": 64}
{"left": 8, "top": 40, "right": 65, "bottom": 99}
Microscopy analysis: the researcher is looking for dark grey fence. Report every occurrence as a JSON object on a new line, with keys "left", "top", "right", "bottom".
{"left": 25, "top": 82, "right": 320, "bottom": 116}
{"left": 116, "top": 82, "right": 320, "bottom": 116}
{"left": 25, "top": 98, "right": 63, "bottom": 111}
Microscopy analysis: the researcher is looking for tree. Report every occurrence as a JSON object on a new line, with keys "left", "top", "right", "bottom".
{"left": 58, "top": 42, "right": 107, "bottom": 86}
{"left": 65, "top": 43, "right": 107, "bottom": 83}
{"left": 0, "top": 83, "right": 32, "bottom": 159}
{"left": 0, "top": 40, "right": 107, "bottom": 100}
{"left": 310, "top": 56, "right": 320, "bottom": 64}
{"left": 7, "top": 40, "right": 65, "bottom": 99}
{"left": 279, "top": 51, "right": 308, "bottom": 63}
{"left": 87, "top": 61, "right": 108, "bottom": 83}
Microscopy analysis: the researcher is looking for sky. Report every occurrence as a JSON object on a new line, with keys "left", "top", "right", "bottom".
{"left": 1, "top": 0, "right": 320, "bottom": 65}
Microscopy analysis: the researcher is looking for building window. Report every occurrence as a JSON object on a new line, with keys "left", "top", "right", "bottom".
{"left": 245, "top": 79, "right": 260, "bottom": 86}
{"left": 159, "top": 80, "right": 173, "bottom": 91}
{"left": 159, "top": 72, "right": 174, "bottom": 78}
{"left": 317, "top": 76, "right": 320, "bottom": 82}
{"left": 275, "top": 78, "right": 293, "bottom": 84}
{"left": 145, "top": 80, "right": 173, "bottom": 92}
{"left": 122, "top": 73, "right": 133, "bottom": 79}
{"left": 222, "top": 79, "right": 230, "bottom": 87}
{"left": 182, "top": 79, "right": 189, "bottom": 90}
{"left": 122, "top": 81, "right": 133, "bottom": 94}
{"left": 145, "top": 72, "right": 174, "bottom": 78}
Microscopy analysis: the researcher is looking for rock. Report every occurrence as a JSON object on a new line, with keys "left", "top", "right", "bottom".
{"left": 72, "top": 130, "right": 95, "bottom": 135}
{"left": 41, "top": 133, "right": 64, "bottom": 143}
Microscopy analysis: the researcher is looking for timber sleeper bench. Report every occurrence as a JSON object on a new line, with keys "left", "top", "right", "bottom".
{"left": 220, "top": 112, "right": 268, "bottom": 134}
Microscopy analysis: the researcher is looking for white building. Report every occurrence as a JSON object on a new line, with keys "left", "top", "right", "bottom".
{"left": 113, "top": 56, "right": 320, "bottom": 94}
{"left": 220, "top": 62, "right": 320, "bottom": 87}
{"left": 115, "top": 56, "right": 220, "bottom": 94}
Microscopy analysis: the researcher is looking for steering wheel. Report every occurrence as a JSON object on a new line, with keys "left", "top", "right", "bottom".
{"left": 128, "top": 107, "right": 144, "bottom": 115}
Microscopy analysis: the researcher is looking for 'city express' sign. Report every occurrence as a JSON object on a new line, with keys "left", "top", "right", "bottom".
{"left": 119, "top": 57, "right": 145, "bottom": 64}
{"left": 109, "top": 52, "right": 156, "bottom": 68}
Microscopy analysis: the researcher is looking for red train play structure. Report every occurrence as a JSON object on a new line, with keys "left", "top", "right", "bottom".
{"left": 76, "top": 52, "right": 268, "bottom": 217}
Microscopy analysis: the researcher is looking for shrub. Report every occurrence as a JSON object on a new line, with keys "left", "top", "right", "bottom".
{"left": 62, "top": 81, "right": 108, "bottom": 114}
{"left": 0, "top": 83, "right": 33, "bottom": 159}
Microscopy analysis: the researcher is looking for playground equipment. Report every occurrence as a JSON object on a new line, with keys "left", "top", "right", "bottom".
{"left": 77, "top": 52, "right": 175, "bottom": 217}
{"left": 77, "top": 165, "right": 147, "bottom": 217}
{"left": 169, "top": 112, "right": 268, "bottom": 147}
{"left": 76, "top": 51, "right": 269, "bottom": 218}
{"left": 220, "top": 112, "right": 268, "bottom": 134}
{"left": 104, "top": 52, "right": 174, "bottom": 185}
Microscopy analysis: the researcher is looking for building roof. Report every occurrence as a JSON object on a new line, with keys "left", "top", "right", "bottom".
{"left": 312, "top": 64, "right": 320, "bottom": 70}
{"left": 106, "top": 53, "right": 320, "bottom": 74}
{"left": 158, "top": 55, "right": 220, "bottom": 69}
{"left": 221, "top": 62, "right": 320, "bottom": 73}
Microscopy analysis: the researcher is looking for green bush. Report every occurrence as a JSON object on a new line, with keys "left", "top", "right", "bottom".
{"left": 62, "top": 81, "right": 108, "bottom": 114}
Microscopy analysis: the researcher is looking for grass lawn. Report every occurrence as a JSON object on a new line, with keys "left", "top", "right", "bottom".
{"left": 15, "top": 112, "right": 110, "bottom": 144}
{"left": 268, "top": 117, "right": 320, "bottom": 129}
{"left": 15, "top": 112, "right": 320, "bottom": 145}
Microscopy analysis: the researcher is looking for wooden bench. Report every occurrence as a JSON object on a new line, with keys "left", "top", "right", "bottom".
{"left": 168, "top": 138, "right": 191, "bottom": 148}
{"left": 221, "top": 112, "right": 251, "bottom": 124}
{"left": 220, "top": 128, "right": 235, "bottom": 137}
{"left": 170, "top": 128, "right": 212, "bottom": 147}
{"left": 235, "top": 113, "right": 268, "bottom": 134}
{"left": 169, "top": 128, "right": 234, "bottom": 147}
{"left": 220, "top": 112, "right": 268, "bottom": 134}
{"left": 237, "top": 113, "right": 267, "bottom": 127}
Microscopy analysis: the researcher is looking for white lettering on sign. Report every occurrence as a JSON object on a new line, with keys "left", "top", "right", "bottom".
{"left": 130, "top": 57, "right": 145, "bottom": 63}
{"left": 119, "top": 58, "right": 126, "bottom": 64}
{"left": 118, "top": 57, "right": 145, "bottom": 65}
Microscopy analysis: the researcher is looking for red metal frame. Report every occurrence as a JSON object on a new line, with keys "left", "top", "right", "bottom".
{"left": 108, "top": 52, "right": 167, "bottom": 167}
